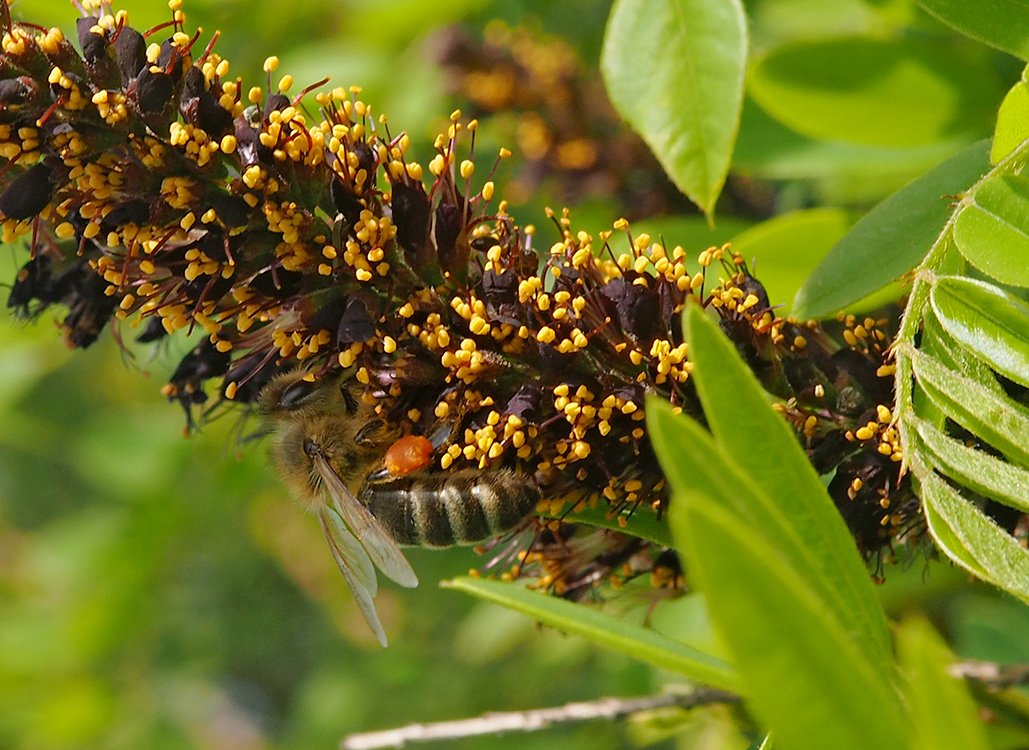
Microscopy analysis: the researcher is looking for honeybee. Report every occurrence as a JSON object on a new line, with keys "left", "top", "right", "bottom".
{"left": 258, "top": 369, "right": 539, "bottom": 646}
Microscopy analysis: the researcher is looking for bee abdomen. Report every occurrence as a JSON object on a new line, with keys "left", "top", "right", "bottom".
{"left": 360, "top": 469, "right": 539, "bottom": 547}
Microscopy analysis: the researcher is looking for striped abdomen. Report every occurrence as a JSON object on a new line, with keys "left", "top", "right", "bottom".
{"left": 359, "top": 469, "right": 540, "bottom": 547}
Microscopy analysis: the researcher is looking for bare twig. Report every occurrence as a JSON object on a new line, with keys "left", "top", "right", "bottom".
{"left": 340, "top": 689, "right": 738, "bottom": 750}
{"left": 950, "top": 660, "right": 1029, "bottom": 690}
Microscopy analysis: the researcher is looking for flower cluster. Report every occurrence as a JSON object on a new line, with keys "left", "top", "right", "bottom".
{"left": 0, "top": 0, "right": 915, "bottom": 596}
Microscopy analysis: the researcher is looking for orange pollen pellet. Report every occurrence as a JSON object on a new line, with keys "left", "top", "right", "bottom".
{"left": 384, "top": 435, "right": 434, "bottom": 476}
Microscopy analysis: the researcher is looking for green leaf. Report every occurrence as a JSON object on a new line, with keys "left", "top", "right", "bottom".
{"left": 601, "top": 0, "right": 747, "bottom": 215}
{"left": 921, "top": 310, "right": 1003, "bottom": 396}
{"left": 897, "top": 617, "right": 990, "bottom": 750}
{"left": 671, "top": 498, "right": 907, "bottom": 750}
{"left": 734, "top": 97, "right": 961, "bottom": 183}
{"left": 953, "top": 175, "right": 1029, "bottom": 288}
{"left": 950, "top": 172, "right": 1029, "bottom": 286}
{"left": 908, "top": 347, "right": 1029, "bottom": 468}
{"left": 991, "top": 77, "right": 1029, "bottom": 164}
{"left": 930, "top": 276, "right": 1029, "bottom": 387}
{"left": 552, "top": 504, "right": 674, "bottom": 548}
{"left": 442, "top": 577, "right": 738, "bottom": 691}
{"left": 648, "top": 399, "right": 896, "bottom": 679}
{"left": 922, "top": 496, "right": 991, "bottom": 580}
{"left": 749, "top": 37, "right": 1000, "bottom": 148}
{"left": 920, "top": 473, "right": 1029, "bottom": 603}
{"left": 680, "top": 305, "right": 893, "bottom": 668}
{"left": 792, "top": 140, "right": 989, "bottom": 319}
{"left": 912, "top": 417, "right": 1029, "bottom": 512}
{"left": 916, "top": 0, "right": 1029, "bottom": 61}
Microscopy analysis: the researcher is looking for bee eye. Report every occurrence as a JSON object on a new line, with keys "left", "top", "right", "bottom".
{"left": 278, "top": 379, "right": 316, "bottom": 410}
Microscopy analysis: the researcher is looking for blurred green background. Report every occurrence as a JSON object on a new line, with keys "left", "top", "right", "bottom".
{"left": 1, "top": 1, "right": 1027, "bottom": 748}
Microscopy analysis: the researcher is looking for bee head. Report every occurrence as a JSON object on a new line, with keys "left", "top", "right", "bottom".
{"left": 258, "top": 368, "right": 361, "bottom": 416}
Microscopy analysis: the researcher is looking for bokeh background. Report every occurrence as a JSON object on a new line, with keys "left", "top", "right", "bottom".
{"left": 1, "top": 1, "right": 1027, "bottom": 748}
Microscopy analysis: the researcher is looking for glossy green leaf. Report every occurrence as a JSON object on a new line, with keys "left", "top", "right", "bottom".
{"left": 954, "top": 175, "right": 1029, "bottom": 287}
{"left": 909, "top": 347, "right": 1029, "bottom": 468}
{"left": 648, "top": 402, "right": 846, "bottom": 603}
{"left": 920, "top": 473, "right": 1029, "bottom": 603}
{"left": 930, "top": 276, "right": 1029, "bottom": 387}
{"left": 897, "top": 617, "right": 990, "bottom": 750}
{"left": 793, "top": 140, "right": 989, "bottom": 319}
{"left": 601, "top": 0, "right": 747, "bottom": 215}
{"left": 647, "top": 399, "right": 896, "bottom": 679}
{"left": 991, "top": 78, "right": 1029, "bottom": 164}
{"left": 671, "top": 498, "right": 907, "bottom": 750}
{"left": 442, "top": 577, "right": 738, "bottom": 690}
{"left": 749, "top": 37, "right": 999, "bottom": 148}
{"left": 680, "top": 305, "right": 893, "bottom": 668}
{"left": 916, "top": 0, "right": 1029, "bottom": 61}
{"left": 913, "top": 417, "right": 1029, "bottom": 512}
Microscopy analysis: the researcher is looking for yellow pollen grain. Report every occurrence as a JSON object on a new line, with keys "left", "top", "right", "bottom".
{"left": 804, "top": 415, "right": 817, "bottom": 436}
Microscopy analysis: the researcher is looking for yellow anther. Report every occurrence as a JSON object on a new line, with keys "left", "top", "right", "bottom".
{"left": 854, "top": 426, "right": 875, "bottom": 441}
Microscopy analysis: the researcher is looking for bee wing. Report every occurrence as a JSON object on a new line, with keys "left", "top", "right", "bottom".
{"left": 318, "top": 506, "right": 388, "bottom": 647}
{"left": 310, "top": 452, "right": 420, "bottom": 589}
